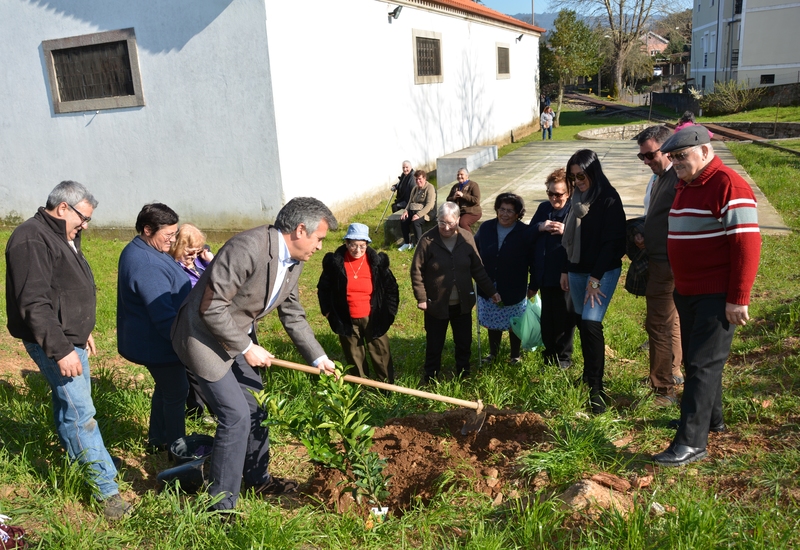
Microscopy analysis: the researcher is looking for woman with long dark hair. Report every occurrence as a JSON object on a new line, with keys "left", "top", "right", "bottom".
{"left": 561, "top": 150, "right": 626, "bottom": 413}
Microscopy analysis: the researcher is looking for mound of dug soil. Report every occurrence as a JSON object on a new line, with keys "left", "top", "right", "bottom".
{"left": 303, "top": 407, "right": 547, "bottom": 515}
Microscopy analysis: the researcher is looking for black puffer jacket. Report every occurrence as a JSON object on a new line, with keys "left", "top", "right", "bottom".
{"left": 317, "top": 246, "right": 399, "bottom": 338}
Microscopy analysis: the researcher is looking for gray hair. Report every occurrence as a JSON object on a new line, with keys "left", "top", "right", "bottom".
{"left": 402, "top": 160, "right": 412, "bottom": 167}
{"left": 274, "top": 197, "right": 338, "bottom": 234}
{"left": 457, "top": 167, "right": 469, "bottom": 176}
{"left": 45, "top": 180, "right": 98, "bottom": 210}
{"left": 438, "top": 201, "right": 460, "bottom": 220}
{"left": 637, "top": 125, "right": 673, "bottom": 146}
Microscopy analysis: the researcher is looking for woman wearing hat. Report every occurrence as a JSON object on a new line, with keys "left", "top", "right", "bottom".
{"left": 317, "top": 223, "right": 399, "bottom": 382}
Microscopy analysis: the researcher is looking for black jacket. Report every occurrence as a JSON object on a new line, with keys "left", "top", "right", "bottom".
{"left": 473, "top": 219, "right": 536, "bottom": 305}
{"left": 530, "top": 200, "right": 571, "bottom": 291}
{"left": 317, "top": 246, "right": 399, "bottom": 338}
{"left": 5, "top": 208, "right": 96, "bottom": 361}
{"left": 392, "top": 171, "right": 415, "bottom": 212}
{"left": 566, "top": 184, "right": 626, "bottom": 279}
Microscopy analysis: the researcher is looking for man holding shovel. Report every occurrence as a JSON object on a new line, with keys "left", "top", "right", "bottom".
{"left": 171, "top": 197, "right": 338, "bottom": 511}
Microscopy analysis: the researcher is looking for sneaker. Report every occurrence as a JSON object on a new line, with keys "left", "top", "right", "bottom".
{"left": 408, "top": 243, "right": 416, "bottom": 250}
{"left": 509, "top": 357, "right": 522, "bottom": 365}
{"left": 481, "top": 354, "right": 495, "bottom": 364}
{"left": 558, "top": 360, "right": 572, "bottom": 370}
{"left": 397, "top": 243, "right": 410, "bottom": 251}
{"left": 653, "top": 394, "right": 678, "bottom": 407}
{"left": 102, "top": 494, "right": 133, "bottom": 521}
{"left": 673, "top": 375, "right": 685, "bottom": 385}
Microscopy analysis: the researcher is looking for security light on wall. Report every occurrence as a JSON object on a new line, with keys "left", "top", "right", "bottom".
{"left": 389, "top": 5, "right": 402, "bottom": 19}
{"left": 516, "top": 34, "right": 524, "bottom": 42}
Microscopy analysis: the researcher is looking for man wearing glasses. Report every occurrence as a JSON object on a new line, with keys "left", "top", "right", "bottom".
{"left": 653, "top": 126, "right": 761, "bottom": 467}
{"left": 635, "top": 126, "right": 684, "bottom": 407}
{"left": 5, "top": 180, "right": 132, "bottom": 519}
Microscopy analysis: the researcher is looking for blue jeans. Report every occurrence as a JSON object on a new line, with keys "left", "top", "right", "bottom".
{"left": 23, "top": 342, "right": 119, "bottom": 500}
{"left": 542, "top": 126, "right": 552, "bottom": 140}
{"left": 568, "top": 268, "right": 621, "bottom": 322}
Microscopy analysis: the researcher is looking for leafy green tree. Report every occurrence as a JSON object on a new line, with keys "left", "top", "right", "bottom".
{"left": 545, "top": 10, "right": 603, "bottom": 125}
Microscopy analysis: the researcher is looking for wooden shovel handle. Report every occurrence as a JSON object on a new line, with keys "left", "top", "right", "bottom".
{"left": 270, "top": 358, "right": 481, "bottom": 411}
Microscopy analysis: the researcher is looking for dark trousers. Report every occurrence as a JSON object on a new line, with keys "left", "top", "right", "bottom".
{"left": 423, "top": 305, "right": 472, "bottom": 379}
{"left": 645, "top": 260, "right": 682, "bottom": 393}
{"left": 540, "top": 286, "right": 576, "bottom": 366}
{"left": 672, "top": 292, "right": 734, "bottom": 449}
{"left": 577, "top": 319, "right": 605, "bottom": 388}
{"left": 339, "top": 316, "right": 394, "bottom": 383}
{"left": 144, "top": 362, "right": 188, "bottom": 448}
{"left": 487, "top": 329, "right": 522, "bottom": 359}
{"left": 400, "top": 216, "right": 426, "bottom": 245}
{"left": 194, "top": 354, "right": 271, "bottom": 510}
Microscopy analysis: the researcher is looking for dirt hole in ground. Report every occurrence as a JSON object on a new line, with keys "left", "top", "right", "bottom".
{"left": 303, "top": 407, "right": 548, "bottom": 516}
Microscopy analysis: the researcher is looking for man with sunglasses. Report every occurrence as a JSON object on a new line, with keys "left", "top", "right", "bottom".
{"left": 635, "top": 126, "right": 684, "bottom": 408}
{"left": 653, "top": 126, "right": 761, "bottom": 467}
{"left": 5, "top": 181, "right": 132, "bottom": 519}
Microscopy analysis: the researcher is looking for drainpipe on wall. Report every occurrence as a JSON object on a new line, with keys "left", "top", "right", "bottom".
{"left": 714, "top": 0, "right": 721, "bottom": 86}
{"left": 531, "top": 0, "right": 535, "bottom": 25}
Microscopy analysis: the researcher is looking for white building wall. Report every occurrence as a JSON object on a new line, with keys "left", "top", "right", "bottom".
{"left": 265, "top": 1, "right": 539, "bottom": 208}
{"left": 0, "top": 0, "right": 282, "bottom": 229}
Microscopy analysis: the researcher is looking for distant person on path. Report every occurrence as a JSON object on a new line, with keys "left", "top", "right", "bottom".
{"left": 530, "top": 168, "right": 576, "bottom": 370}
{"left": 541, "top": 106, "right": 554, "bottom": 140}
{"left": 398, "top": 169, "right": 436, "bottom": 251}
{"left": 653, "top": 126, "right": 760, "bottom": 467}
{"left": 318, "top": 223, "right": 399, "bottom": 383}
{"left": 675, "top": 111, "right": 713, "bottom": 138}
{"left": 446, "top": 168, "right": 482, "bottom": 231}
{"left": 635, "top": 126, "right": 684, "bottom": 407}
{"left": 5, "top": 180, "right": 131, "bottom": 520}
{"left": 171, "top": 197, "right": 338, "bottom": 512}
{"left": 391, "top": 161, "right": 415, "bottom": 213}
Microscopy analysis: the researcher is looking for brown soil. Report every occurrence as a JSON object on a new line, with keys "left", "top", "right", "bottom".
{"left": 302, "top": 407, "right": 548, "bottom": 516}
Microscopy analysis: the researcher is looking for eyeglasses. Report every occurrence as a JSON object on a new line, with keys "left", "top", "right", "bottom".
{"left": 497, "top": 207, "right": 516, "bottom": 215}
{"left": 567, "top": 172, "right": 587, "bottom": 182}
{"left": 637, "top": 150, "right": 661, "bottom": 161}
{"left": 184, "top": 248, "right": 204, "bottom": 257}
{"left": 68, "top": 204, "right": 91, "bottom": 225}
{"left": 438, "top": 221, "right": 457, "bottom": 229}
{"left": 546, "top": 191, "right": 566, "bottom": 198}
{"left": 346, "top": 243, "right": 368, "bottom": 250}
{"left": 162, "top": 231, "right": 178, "bottom": 240}
{"left": 666, "top": 147, "right": 696, "bottom": 162}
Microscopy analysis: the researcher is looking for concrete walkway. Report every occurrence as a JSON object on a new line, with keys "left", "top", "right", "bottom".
{"left": 469, "top": 140, "right": 790, "bottom": 236}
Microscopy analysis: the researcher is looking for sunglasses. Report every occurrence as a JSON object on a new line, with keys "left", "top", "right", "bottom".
{"left": 666, "top": 148, "right": 695, "bottom": 162}
{"left": 567, "top": 172, "right": 587, "bottom": 182}
{"left": 546, "top": 191, "right": 566, "bottom": 198}
{"left": 637, "top": 150, "right": 661, "bottom": 161}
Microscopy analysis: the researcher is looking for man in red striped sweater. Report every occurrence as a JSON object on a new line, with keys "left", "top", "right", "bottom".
{"left": 653, "top": 126, "right": 761, "bottom": 467}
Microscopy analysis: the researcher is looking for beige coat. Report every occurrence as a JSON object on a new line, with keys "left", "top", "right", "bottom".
{"left": 405, "top": 182, "right": 437, "bottom": 221}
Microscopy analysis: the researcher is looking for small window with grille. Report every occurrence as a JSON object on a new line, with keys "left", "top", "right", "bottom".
{"left": 43, "top": 28, "right": 145, "bottom": 114}
{"left": 497, "top": 45, "right": 510, "bottom": 79}
{"left": 760, "top": 74, "right": 775, "bottom": 84}
{"left": 412, "top": 29, "right": 443, "bottom": 84}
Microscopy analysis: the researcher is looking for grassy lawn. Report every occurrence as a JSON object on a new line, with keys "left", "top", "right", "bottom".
{"left": 0, "top": 111, "right": 798, "bottom": 548}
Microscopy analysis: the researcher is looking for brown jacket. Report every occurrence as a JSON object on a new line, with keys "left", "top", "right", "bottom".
{"left": 405, "top": 182, "right": 437, "bottom": 221}
{"left": 410, "top": 226, "right": 496, "bottom": 319}
{"left": 446, "top": 180, "right": 482, "bottom": 217}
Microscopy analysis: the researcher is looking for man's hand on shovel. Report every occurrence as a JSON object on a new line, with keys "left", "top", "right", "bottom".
{"left": 244, "top": 345, "right": 274, "bottom": 368}
{"left": 316, "top": 358, "right": 337, "bottom": 377}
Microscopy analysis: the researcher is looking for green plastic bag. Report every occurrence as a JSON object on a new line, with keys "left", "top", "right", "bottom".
{"left": 510, "top": 294, "right": 543, "bottom": 351}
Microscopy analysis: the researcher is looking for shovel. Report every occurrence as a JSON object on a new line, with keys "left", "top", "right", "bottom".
{"left": 270, "top": 358, "right": 487, "bottom": 435}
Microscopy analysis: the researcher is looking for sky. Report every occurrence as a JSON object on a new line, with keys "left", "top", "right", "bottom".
{"left": 480, "top": 0, "right": 554, "bottom": 15}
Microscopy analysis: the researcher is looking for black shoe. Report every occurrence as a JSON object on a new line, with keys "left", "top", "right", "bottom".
{"left": 111, "top": 456, "right": 123, "bottom": 471}
{"left": 247, "top": 476, "right": 299, "bottom": 496}
{"left": 589, "top": 389, "right": 608, "bottom": 415}
{"left": 653, "top": 444, "right": 707, "bottom": 467}
{"left": 667, "top": 419, "right": 726, "bottom": 432}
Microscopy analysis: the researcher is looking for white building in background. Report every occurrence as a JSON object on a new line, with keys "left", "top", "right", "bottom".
{"left": 691, "top": 0, "right": 800, "bottom": 93}
{"left": 0, "top": 0, "right": 543, "bottom": 229}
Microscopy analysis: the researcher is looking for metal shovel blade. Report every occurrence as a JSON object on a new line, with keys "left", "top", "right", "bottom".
{"left": 461, "top": 399, "right": 486, "bottom": 435}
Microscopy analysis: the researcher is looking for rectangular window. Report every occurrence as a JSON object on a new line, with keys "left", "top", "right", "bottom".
{"left": 710, "top": 32, "right": 716, "bottom": 53}
{"left": 412, "top": 30, "right": 443, "bottom": 84}
{"left": 760, "top": 74, "right": 775, "bottom": 84}
{"left": 43, "top": 28, "right": 144, "bottom": 114}
{"left": 702, "top": 75, "right": 707, "bottom": 88}
{"left": 496, "top": 44, "right": 510, "bottom": 79}
{"left": 735, "top": 0, "right": 743, "bottom": 14}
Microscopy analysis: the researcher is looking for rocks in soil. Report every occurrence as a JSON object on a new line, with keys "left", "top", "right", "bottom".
{"left": 556, "top": 479, "right": 633, "bottom": 517}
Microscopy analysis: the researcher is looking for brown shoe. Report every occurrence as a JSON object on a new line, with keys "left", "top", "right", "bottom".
{"left": 653, "top": 393, "right": 678, "bottom": 407}
{"left": 248, "top": 476, "right": 298, "bottom": 496}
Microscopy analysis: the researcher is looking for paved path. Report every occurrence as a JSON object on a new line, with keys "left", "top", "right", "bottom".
{"left": 469, "top": 140, "right": 790, "bottom": 236}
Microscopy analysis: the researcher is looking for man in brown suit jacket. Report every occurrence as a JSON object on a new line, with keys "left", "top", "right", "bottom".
{"left": 171, "top": 197, "right": 337, "bottom": 511}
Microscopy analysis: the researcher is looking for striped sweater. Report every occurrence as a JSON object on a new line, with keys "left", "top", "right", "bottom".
{"left": 667, "top": 156, "right": 761, "bottom": 305}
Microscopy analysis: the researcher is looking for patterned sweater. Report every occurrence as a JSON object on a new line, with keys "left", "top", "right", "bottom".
{"left": 667, "top": 156, "right": 761, "bottom": 305}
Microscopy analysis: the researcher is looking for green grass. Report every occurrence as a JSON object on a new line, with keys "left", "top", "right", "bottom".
{"left": 703, "top": 104, "right": 800, "bottom": 123}
{"left": 0, "top": 110, "right": 798, "bottom": 548}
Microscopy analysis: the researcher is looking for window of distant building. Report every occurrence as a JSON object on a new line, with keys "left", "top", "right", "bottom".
{"left": 42, "top": 28, "right": 145, "bottom": 114}
{"left": 412, "top": 29, "right": 443, "bottom": 85}
{"left": 496, "top": 44, "right": 510, "bottom": 79}
{"left": 710, "top": 32, "right": 716, "bottom": 53}
{"left": 760, "top": 74, "right": 775, "bottom": 84}
{"left": 702, "top": 75, "right": 707, "bottom": 88}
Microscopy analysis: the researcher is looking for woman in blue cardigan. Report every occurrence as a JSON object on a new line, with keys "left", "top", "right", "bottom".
{"left": 117, "top": 203, "right": 192, "bottom": 452}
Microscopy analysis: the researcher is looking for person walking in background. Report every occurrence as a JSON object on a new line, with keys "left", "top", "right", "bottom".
{"left": 446, "top": 168, "right": 482, "bottom": 231}
{"left": 530, "top": 168, "right": 576, "bottom": 370}
{"left": 541, "top": 106, "right": 554, "bottom": 140}
{"left": 474, "top": 193, "right": 534, "bottom": 364}
{"left": 411, "top": 202, "right": 501, "bottom": 383}
{"left": 5, "top": 181, "right": 131, "bottom": 520}
{"left": 653, "top": 126, "right": 760, "bottom": 467}
{"left": 318, "top": 223, "right": 399, "bottom": 383}
{"left": 391, "top": 161, "right": 415, "bottom": 213}
{"left": 561, "top": 150, "right": 627, "bottom": 414}
{"left": 675, "top": 111, "right": 713, "bottom": 138}
{"left": 117, "top": 203, "right": 192, "bottom": 454}
{"left": 635, "top": 126, "right": 684, "bottom": 407}
{"left": 398, "top": 169, "right": 436, "bottom": 251}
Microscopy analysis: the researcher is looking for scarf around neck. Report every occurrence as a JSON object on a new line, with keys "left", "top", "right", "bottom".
{"left": 562, "top": 184, "right": 599, "bottom": 264}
